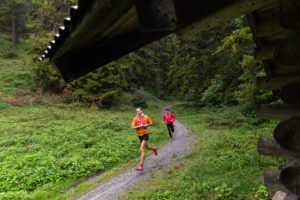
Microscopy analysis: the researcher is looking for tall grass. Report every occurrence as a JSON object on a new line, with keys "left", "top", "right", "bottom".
{"left": 0, "top": 102, "right": 167, "bottom": 199}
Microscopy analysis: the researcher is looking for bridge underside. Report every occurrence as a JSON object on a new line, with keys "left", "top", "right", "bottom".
{"left": 41, "top": 0, "right": 300, "bottom": 199}
{"left": 41, "top": 0, "right": 276, "bottom": 82}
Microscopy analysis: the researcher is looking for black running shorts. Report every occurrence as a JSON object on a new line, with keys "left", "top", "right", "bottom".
{"left": 138, "top": 134, "right": 149, "bottom": 142}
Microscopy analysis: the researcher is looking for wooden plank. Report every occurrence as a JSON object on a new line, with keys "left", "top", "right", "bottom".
{"left": 254, "top": 3, "right": 280, "bottom": 22}
{"left": 280, "top": 0, "right": 300, "bottom": 14}
{"left": 254, "top": 45, "right": 276, "bottom": 60}
{"left": 52, "top": 0, "right": 136, "bottom": 60}
{"left": 257, "top": 138, "right": 300, "bottom": 159}
{"left": 135, "top": 0, "right": 178, "bottom": 32}
{"left": 280, "top": 9, "right": 300, "bottom": 30}
{"left": 284, "top": 194, "right": 300, "bottom": 200}
{"left": 264, "top": 170, "right": 290, "bottom": 193}
{"left": 280, "top": 83, "right": 300, "bottom": 104}
{"left": 256, "top": 18, "right": 289, "bottom": 37}
{"left": 273, "top": 64, "right": 300, "bottom": 75}
{"left": 280, "top": 159, "right": 300, "bottom": 195}
{"left": 178, "top": 0, "right": 278, "bottom": 38}
{"left": 274, "top": 118, "right": 300, "bottom": 151}
{"left": 275, "top": 39, "right": 300, "bottom": 66}
{"left": 256, "top": 104, "right": 300, "bottom": 120}
{"left": 256, "top": 75, "right": 300, "bottom": 90}
{"left": 99, "top": 6, "right": 138, "bottom": 40}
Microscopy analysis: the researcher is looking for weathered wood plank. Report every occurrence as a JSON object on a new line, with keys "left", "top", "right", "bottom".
{"left": 280, "top": 83, "right": 300, "bottom": 104}
{"left": 273, "top": 64, "right": 300, "bottom": 75}
{"left": 255, "top": 18, "right": 293, "bottom": 38}
{"left": 99, "top": 6, "right": 138, "bottom": 40}
{"left": 274, "top": 39, "right": 300, "bottom": 66}
{"left": 256, "top": 75, "right": 300, "bottom": 90}
{"left": 257, "top": 138, "right": 300, "bottom": 158}
{"left": 274, "top": 118, "right": 300, "bottom": 152}
{"left": 280, "top": 159, "right": 300, "bottom": 195}
{"left": 254, "top": 45, "right": 276, "bottom": 60}
{"left": 53, "top": 0, "right": 136, "bottom": 60}
{"left": 280, "top": 0, "right": 300, "bottom": 14}
{"left": 264, "top": 170, "right": 290, "bottom": 193}
{"left": 256, "top": 104, "right": 300, "bottom": 120}
{"left": 284, "top": 194, "right": 300, "bottom": 200}
{"left": 178, "top": 0, "right": 278, "bottom": 38}
{"left": 280, "top": 7, "right": 300, "bottom": 30}
{"left": 136, "top": 0, "right": 178, "bottom": 32}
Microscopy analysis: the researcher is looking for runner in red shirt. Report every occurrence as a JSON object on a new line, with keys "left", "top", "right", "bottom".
{"left": 162, "top": 108, "right": 176, "bottom": 141}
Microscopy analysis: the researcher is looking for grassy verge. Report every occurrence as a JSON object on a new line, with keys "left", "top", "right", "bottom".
{"left": 0, "top": 101, "right": 168, "bottom": 200}
{"left": 122, "top": 105, "right": 286, "bottom": 200}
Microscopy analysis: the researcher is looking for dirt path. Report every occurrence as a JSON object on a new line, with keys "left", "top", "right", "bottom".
{"left": 76, "top": 106, "right": 194, "bottom": 200}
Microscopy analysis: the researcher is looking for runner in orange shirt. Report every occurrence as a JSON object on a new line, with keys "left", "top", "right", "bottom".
{"left": 131, "top": 107, "right": 158, "bottom": 171}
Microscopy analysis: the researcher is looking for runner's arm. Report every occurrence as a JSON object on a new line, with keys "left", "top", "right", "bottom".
{"left": 162, "top": 114, "right": 166, "bottom": 123}
{"left": 131, "top": 118, "right": 139, "bottom": 129}
{"left": 171, "top": 113, "right": 176, "bottom": 122}
{"left": 146, "top": 116, "right": 153, "bottom": 127}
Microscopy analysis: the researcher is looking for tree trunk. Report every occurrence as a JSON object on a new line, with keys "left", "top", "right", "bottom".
{"left": 52, "top": 0, "right": 58, "bottom": 32}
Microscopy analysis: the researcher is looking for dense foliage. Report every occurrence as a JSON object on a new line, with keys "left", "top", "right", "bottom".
{"left": 0, "top": 101, "right": 167, "bottom": 199}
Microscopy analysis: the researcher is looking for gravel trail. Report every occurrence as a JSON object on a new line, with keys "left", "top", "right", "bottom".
{"left": 76, "top": 106, "right": 194, "bottom": 200}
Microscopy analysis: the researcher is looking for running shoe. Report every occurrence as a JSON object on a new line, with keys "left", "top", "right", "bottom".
{"left": 136, "top": 165, "right": 143, "bottom": 171}
{"left": 153, "top": 146, "right": 158, "bottom": 156}
{"left": 170, "top": 137, "right": 173, "bottom": 141}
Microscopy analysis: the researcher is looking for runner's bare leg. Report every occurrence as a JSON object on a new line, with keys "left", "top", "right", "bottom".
{"left": 140, "top": 140, "right": 147, "bottom": 164}
{"left": 145, "top": 142, "right": 153, "bottom": 150}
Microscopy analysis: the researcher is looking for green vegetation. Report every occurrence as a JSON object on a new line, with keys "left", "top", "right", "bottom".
{"left": 0, "top": 102, "right": 167, "bottom": 199}
{"left": 0, "top": 38, "right": 168, "bottom": 199}
{"left": 122, "top": 105, "right": 285, "bottom": 200}
{"left": 0, "top": 1, "right": 284, "bottom": 199}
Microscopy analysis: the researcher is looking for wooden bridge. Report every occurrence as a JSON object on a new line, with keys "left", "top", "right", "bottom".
{"left": 40, "top": 0, "right": 300, "bottom": 198}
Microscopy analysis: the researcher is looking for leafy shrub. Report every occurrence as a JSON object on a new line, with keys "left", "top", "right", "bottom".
{"left": 121, "top": 88, "right": 162, "bottom": 108}
{"left": 3, "top": 50, "right": 18, "bottom": 59}
{"left": 131, "top": 89, "right": 148, "bottom": 108}
{"left": 0, "top": 34, "right": 19, "bottom": 59}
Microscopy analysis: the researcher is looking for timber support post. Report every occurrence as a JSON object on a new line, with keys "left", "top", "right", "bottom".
{"left": 250, "top": 0, "right": 300, "bottom": 198}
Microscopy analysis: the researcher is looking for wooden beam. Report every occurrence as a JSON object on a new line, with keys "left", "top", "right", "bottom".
{"left": 281, "top": 83, "right": 300, "bottom": 104}
{"left": 257, "top": 138, "right": 300, "bottom": 159}
{"left": 255, "top": 17, "right": 293, "bottom": 38}
{"left": 272, "top": 64, "right": 300, "bottom": 75}
{"left": 178, "top": 0, "right": 278, "bottom": 38}
{"left": 274, "top": 39, "right": 300, "bottom": 66}
{"left": 280, "top": 159, "right": 300, "bottom": 195}
{"left": 98, "top": 6, "right": 138, "bottom": 40}
{"left": 256, "top": 75, "right": 300, "bottom": 90}
{"left": 280, "top": 0, "right": 300, "bottom": 15}
{"left": 274, "top": 118, "right": 300, "bottom": 152}
{"left": 52, "top": 0, "right": 136, "bottom": 60}
{"left": 264, "top": 170, "right": 290, "bottom": 193}
{"left": 280, "top": 8, "right": 300, "bottom": 30}
{"left": 135, "top": 0, "right": 178, "bottom": 32}
{"left": 256, "top": 104, "right": 300, "bottom": 120}
{"left": 284, "top": 194, "right": 300, "bottom": 200}
{"left": 254, "top": 45, "right": 276, "bottom": 60}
